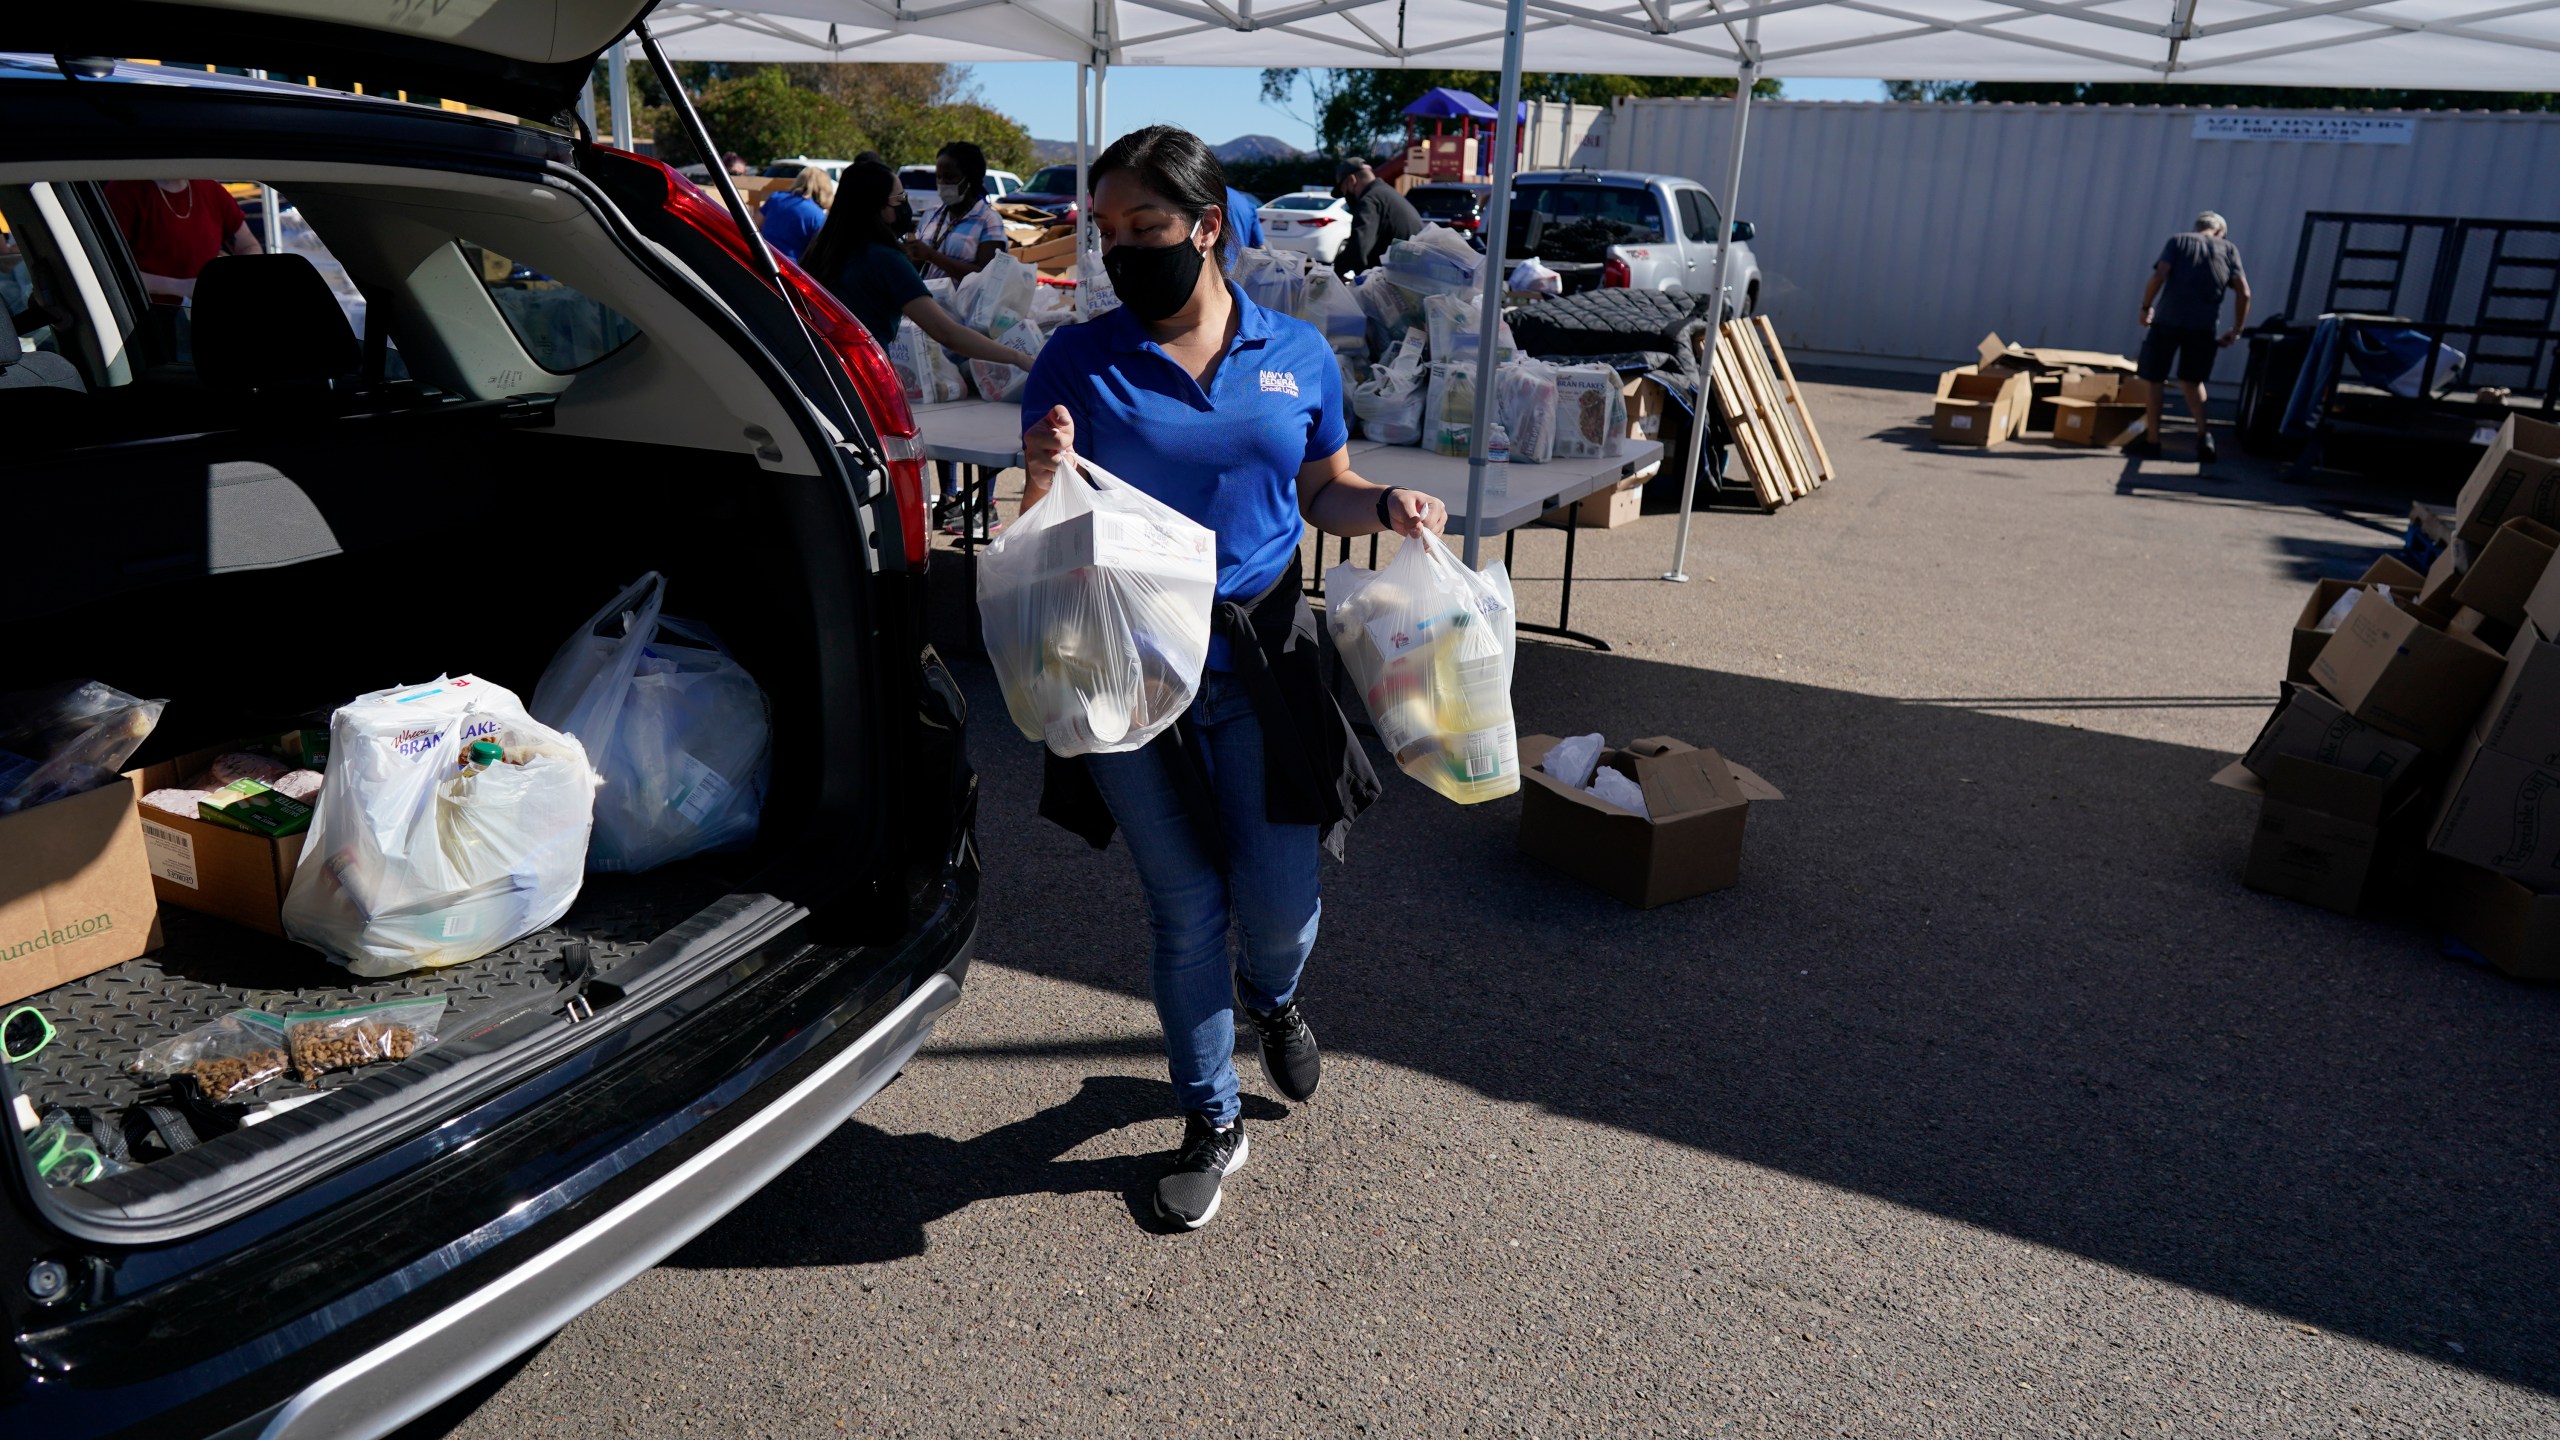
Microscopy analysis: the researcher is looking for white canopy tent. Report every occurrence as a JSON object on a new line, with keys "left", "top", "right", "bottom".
{"left": 637, "top": 0, "right": 2560, "bottom": 574}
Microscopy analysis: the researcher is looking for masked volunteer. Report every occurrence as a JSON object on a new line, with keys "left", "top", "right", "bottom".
{"left": 905, "top": 141, "right": 1006, "bottom": 283}
{"left": 1018, "top": 126, "right": 1447, "bottom": 1232}
{"left": 804, "top": 163, "right": 1032, "bottom": 375}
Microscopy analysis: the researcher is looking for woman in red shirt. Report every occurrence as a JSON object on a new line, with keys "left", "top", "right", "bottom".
{"left": 103, "top": 180, "right": 264, "bottom": 303}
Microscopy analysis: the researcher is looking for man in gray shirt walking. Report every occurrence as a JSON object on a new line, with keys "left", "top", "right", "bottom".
{"left": 2129, "top": 211, "right": 2252, "bottom": 463}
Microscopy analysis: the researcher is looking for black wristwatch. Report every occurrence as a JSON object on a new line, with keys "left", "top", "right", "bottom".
{"left": 1375, "top": 487, "right": 1402, "bottom": 528}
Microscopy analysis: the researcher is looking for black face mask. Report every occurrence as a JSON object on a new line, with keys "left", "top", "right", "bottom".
{"left": 1103, "top": 232, "right": 1207, "bottom": 324}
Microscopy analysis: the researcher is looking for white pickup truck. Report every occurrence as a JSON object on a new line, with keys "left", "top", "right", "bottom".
{"left": 1505, "top": 169, "right": 1762, "bottom": 311}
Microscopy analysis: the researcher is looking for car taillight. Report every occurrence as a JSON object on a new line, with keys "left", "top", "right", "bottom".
{"left": 597, "top": 144, "right": 931, "bottom": 570}
{"left": 1450, "top": 217, "right": 1479, "bottom": 232}
{"left": 1603, "top": 255, "right": 1632, "bottom": 288}
{"left": 1298, "top": 216, "right": 1337, "bottom": 228}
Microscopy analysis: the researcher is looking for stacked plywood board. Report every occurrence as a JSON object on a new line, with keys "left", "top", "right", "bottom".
{"left": 1705, "top": 318, "right": 1835, "bottom": 513}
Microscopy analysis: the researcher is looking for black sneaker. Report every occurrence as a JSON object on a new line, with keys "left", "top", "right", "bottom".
{"left": 930, "top": 495, "right": 961, "bottom": 533}
{"left": 2122, "top": 435, "right": 2163, "bottom": 459}
{"left": 1243, "top": 1000, "right": 1321, "bottom": 1102}
{"left": 1154, "top": 1113, "right": 1249, "bottom": 1230}
{"left": 2196, "top": 431, "right": 2219, "bottom": 463}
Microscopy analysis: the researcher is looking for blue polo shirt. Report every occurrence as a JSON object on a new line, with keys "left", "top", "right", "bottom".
{"left": 1023, "top": 281, "right": 1348, "bottom": 670}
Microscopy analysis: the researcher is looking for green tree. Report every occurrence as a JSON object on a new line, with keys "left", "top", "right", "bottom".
{"left": 870, "top": 99, "right": 1036, "bottom": 173}
{"left": 1883, "top": 80, "right": 2558, "bottom": 109}
{"left": 1261, "top": 68, "right": 1778, "bottom": 157}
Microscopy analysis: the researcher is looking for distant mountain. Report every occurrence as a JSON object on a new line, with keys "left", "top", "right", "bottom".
{"left": 1031, "top": 138, "right": 1079, "bottom": 167}
{"left": 1215, "top": 134, "right": 1302, "bottom": 162}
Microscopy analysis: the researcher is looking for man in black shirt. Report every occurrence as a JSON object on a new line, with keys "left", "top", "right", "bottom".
{"left": 2128, "top": 210, "right": 2251, "bottom": 462}
{"left": 1333, "top": 159, "right": 1423, "bottom": 277}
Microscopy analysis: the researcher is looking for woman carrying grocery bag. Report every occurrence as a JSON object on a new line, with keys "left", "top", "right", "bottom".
{"left": 1018, "top": 126, "right": 1446, "bottom": 1230}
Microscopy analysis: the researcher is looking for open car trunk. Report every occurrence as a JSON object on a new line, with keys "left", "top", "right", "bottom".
{"left": 6, "top": 415, "right": 835, "bottom": 1223}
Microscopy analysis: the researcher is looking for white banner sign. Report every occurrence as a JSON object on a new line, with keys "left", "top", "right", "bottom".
{"left": 2192, "top": 115, "right": 2417, "bottom": 145}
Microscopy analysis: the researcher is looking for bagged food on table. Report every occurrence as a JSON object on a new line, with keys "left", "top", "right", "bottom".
{"left": 532, "top": 572, "right": 772, "bottom": 874}
{"left": 970, "top": 320, "right": 1047, "bottom": 404}
{"left": 1300, "top": 268, "right": 1370, "bottom": 353}
{"left": 1379, "top": 225, "right": 1482, "bottom": 297}
{"left": 1234, "top": 247, "right": 1308, "bottom": 317}
{"left": 1497, "top": 359, "right": 1560, "bottom": 464}
{"left": 1077, "top": 246, "right": 1121, "bottom": 316}
{"left": 1354, "top": 272, "right": 1420, "bottom": 348}
{"left": 955, "top": 253, "right": 1040, "bottom": 341}
{"left": 1424, "top": 360, "right": 1480, "bottom": 458}
{"left": 1324, "top": 530, "right": 1520, "bottom": 804}
{"left": 1423, "top": 293, "right": 1516, "bottom": 366}
{"left": 1551, "top": 364, "right": 1629, "bottom": 460}
{"left": 976, "top": 454, "right": 1216, "bottom": 757}
{"left": 887, "top": 319, "right": 967, "bottom": 404}
{"left": 0, "top": 680, "right": 166, "bottom": 815}
{"left": 281, "top": 997, "right": 448, "bottom": 1083}
{"left": 281, "top": 676, "right": 599, "bottom": 976}
{"left": 1351, "top": 356, "right": 1427, "bottom": 446}
{"left": 132, "top": 1010, "right": 290, "bottom": 1103}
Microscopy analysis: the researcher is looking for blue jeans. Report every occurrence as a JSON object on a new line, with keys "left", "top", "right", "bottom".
{"left": 1085, "top": 670, "right": 1321, "bottom": 1126}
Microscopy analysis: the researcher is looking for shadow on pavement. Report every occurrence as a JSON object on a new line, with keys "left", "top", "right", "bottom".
{"left": 671, "top": 1078, "right": 1292, "bottom": 1266}
{"left": 879, "top": 642, "right": 2560, "bottom": 1395}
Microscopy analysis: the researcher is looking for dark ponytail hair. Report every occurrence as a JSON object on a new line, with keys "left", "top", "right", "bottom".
{"left": 800, "top": 161, "right": 900, "bottom": 295}
{"left": 1091, "top": 125, "right": 1231, "bottom": 272}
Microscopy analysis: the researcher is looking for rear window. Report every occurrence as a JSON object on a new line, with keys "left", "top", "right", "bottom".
{"left": 460, "top": 240, "right": 640, "bottom": 374}
{"left": 1508, "top": 182, "right": 1665, "bottom": 257}
{"left": 1268, "top": 195, "right": 1335, "bottom": 211}
{"left": 1410, "top": 190, "right": 1480, "bottom": 219}
{"left": 1029, "top": 166, "right": 1079, "bottom": 193}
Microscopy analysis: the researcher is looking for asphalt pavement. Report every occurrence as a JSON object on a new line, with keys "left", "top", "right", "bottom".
{"left": 426, "top": 373, "right": 2560, "bottom": 1438}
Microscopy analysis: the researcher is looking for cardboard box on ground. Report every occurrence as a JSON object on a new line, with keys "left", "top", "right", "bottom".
{"left": 1976, "top": 332, "right": 2139, "bottom": 436}
{"left": 2308, "top": 588, "right": 2504, "bottom": 751}
{"left": 1516, "top": 735, "right": 1782, "bottom": 908}
{"left": 2450, "top": 415, "right": 2560, "bottom": 547}
{"left": 1931, "top": 366, "right": 2028, "bottom": 446}
{"left": 2285, "top": 556, "right": 2425, "bottom": 686}
{"left": 2211, "top": 757, "right": 2430, "bottom": 916}
{"left": 0, "top": 778, "right": 161, "bottom": 1005}
{"left": 2049, "top": 373, "right": 2154, "bottom": 448}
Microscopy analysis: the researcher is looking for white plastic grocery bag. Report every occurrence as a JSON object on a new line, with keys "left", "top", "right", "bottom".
{"left": 970, "top": 321, "right": 1046, "bottom": 404}
{"left": 976, "top": 455, "right": 1217, "bottom": 757}
{"left": 887, "top": 319, "right": 966, "bottom": 404}
{"left": 282, "top": 676, "right": 599, "bottom": 976}
{"left": 531, "top": 573, "right": 772, "bottom": 874}
{"left": 1324, "top": 530, "right": 1520, "bottom": 804}
{"left": 956, "top": 254, "right": 1040, "bottom": 341}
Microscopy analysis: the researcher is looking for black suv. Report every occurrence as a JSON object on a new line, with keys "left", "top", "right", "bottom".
{"left": 0, "top": 11, "right": 975, "bottom": 1437}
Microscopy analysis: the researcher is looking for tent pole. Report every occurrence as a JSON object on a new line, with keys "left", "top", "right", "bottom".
{"left": 1075, "top": 60, "right": 1092, "bottom": 320}
{"left": 577, "top": 77, "right": 599, "bottom": 137}
{"left": 608, "top": 39, "right": 634, "bottom": 150}
{"left": 1663, "top": 23, "right": 1758, "bottom": 583}
{"left": 1461, "top": 0, "right": 1530, "bottom": 571}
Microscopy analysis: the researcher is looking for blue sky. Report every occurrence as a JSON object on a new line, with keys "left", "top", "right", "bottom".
{"left": 975, "top": 65, "right": 1887, "bottom": 151}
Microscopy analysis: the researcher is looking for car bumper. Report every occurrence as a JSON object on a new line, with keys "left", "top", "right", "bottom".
{"left": 211, "top": 949, "right": 967, "bottom": 1440}
{"left": 1265, "top": 232, "right": 1340, "bottom": 260}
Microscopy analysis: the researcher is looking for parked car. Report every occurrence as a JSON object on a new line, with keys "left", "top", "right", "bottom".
{"left": 1013, "top": 163, "right": 1082, "bottom": 226}
{"left": 0, "top": 21, "right": 976, "bottom": 1439}
{"left": 763, "top": 155, "right": 855, "bottom": 183}
{"left": 1407, "top": 182, "right": 1491, "bottom": 239}
{"left": 1259, "top": 190, "right": 1354, "bottom": 265}
{"left": 1505, "top": 169, "right": 1761, "bottom": 308}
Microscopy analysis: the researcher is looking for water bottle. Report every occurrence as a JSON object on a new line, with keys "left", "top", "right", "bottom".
{"left": 1487, "top": 422, "right": 1511, "bottom": 505}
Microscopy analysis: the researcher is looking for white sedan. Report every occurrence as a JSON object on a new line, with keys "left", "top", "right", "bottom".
{"left": 1258, "top": 191, "right": 1352, "bottom": 265}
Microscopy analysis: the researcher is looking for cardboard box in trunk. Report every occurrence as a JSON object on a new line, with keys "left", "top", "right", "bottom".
{"left": 2435, "top": 859, "right": 2560, "bottom": 981}
{"left": 2425, "top": 736, "right": 2560, "bottom": 880}
{"left": 2453, "top": 516, "right": 2560, "bottom": 626}
{"left": 1517, "top": 734, "right": 1782, "bottom": 908}
{"left": 134, "top": 740, "right": 315, "bottom": 937}
{"left": 2241, "top": 683, "right": 2426, "bottom": 786}
{"left": 2212, "top": 757, "right": 2414, "bottom": 915}
{"left": 0, "top": 777, "right": 161, "bottom": 1005}
{"left": 2049, "top": 372, "right": 2152, "bottom": 447}
{"left": 2308, "top": 589, "right": 2505, "bottom": 750}
{"left": 1930, "top": 366, "right": 2028, "bottom": 447}
{"left": 2451, "top": 414, "right": 2560, "bottom": 547}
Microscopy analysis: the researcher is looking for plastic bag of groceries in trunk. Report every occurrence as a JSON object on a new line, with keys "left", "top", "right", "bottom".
{"left": 282, "top": 676, "right": 598, "bottom": 976}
